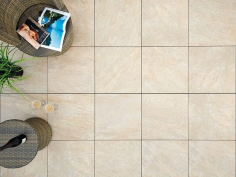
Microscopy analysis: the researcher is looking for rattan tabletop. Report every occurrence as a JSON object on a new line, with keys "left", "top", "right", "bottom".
{"left": 0, "top": 119, "right": 38, "bottom": 168}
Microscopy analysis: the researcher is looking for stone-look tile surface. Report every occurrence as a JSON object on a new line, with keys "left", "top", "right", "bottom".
{"left": 189, "top": 47, "right": 235, "bottom": 93}
{"left": 1, "top": 0, "right": 236, "bottom": 176}
{"left": 1, "top": 148, "right": 47, "bottom": 177}
{"left": 142, "top": 0, "right": 188, "bottom": 46}
{"left": 95, "top": 94, "right": 141, "bottom": 140}
{"left": 2, "top": 48, "right": 47, "bottom": 93}
{"left": 96, "top": 47, "right": 141, "bottom": 93}
{"left": 189, "top": 94, "right": 235, "bottom": 140}
{"left": 95, "top": 0, "right": 141, "bottom": 46}
{"left": 48, "top": 94, "right": 94, "bottom": 140}
{"left": 1, "top": 94, "right": 47, "bottom": 122}
{"left": 189, "top": 0, "right": 236, "bottom": 46}
{"left": 48, "top": 47, "right": 94, "bottom": 93}
{"left": 64, "top": 0, "right": 94, "bottom": 46}
{"left": 95, "top": 141, "right": 141, "bottom": 177}
{"left": 48, "top": 141, "right": 94, "bottom": 177}
{"left": 142, "top": 47, "right": 188, "bottom": 93}
{"left": 189, "top": 141, "right": 235, "bottom": 177}
{"left": 143, "top": 141, "right": 188, "bottom": 177}
{"left": 0, "top": 40, "right": 12, "bottom": 46}
{"left": 143, "top": 94, "right": 188, "bottom": 139}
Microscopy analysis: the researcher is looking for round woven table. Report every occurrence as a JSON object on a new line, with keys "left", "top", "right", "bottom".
{"left": 0, "top": 118, "right": 52, "bottom": 168}
{"left": 16, "top": 4, "right": 73, "bottom": 57}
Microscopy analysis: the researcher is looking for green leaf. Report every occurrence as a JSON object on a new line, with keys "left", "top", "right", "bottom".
{"left": 0, "top": 42, "right": 37, "bottom": 98}
{"left": 6, "top": 79, "right": 27, "bottom": 99}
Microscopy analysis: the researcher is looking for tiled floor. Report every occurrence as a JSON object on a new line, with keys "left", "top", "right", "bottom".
{"left": 1, "top": 0, "right": 236, "bottom": 176}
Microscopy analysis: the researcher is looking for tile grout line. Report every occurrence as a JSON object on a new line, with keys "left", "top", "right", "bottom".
{"left": 235, "top": 45, "right": 236, "bottom": 176}
{"left": 50, "top": 139, "right": 236, "bottom": 141}
{"left": 141, "top": 0, "right": 143, "bottom": 176}
{"left": 47, "top": 56, "right": 49, "bottom": 177}
{"left": 70, "top": 45, "right": 236, "bottom": 47}
{"left": 188, "top": 0, "right": 190, "bottom": 176}
{"left": 2, "top": 93, "right": 236, "bottom": 95}
{"left": 94, "top": 0, "right": 96, "bottom": 176}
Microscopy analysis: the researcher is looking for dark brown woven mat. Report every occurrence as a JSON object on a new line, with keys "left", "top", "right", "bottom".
{"left": 0, "top": 119, "right": 38, "bottom": 168}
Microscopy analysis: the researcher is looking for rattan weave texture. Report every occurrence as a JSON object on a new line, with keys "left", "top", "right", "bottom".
{"left": 25, "top": 118, "right": 52, "bottom": 151}
{"left": 0, "top": 118, "right": 52, "bottom": 168}
{"left": 0, "top": 119, "right": 38, "bottom": 168}
{"left": 0, "top": 0, "right": 73, "bottom": 57}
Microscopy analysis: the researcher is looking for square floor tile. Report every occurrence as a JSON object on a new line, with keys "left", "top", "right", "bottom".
{"left": 95, "top": 141, "right": 141, "bottom": 177}
{"left": 64, "top": 0, "right": 94, "bottom": 46}
{"left": 0, "top": 40, "right": 12, "bottom": 46}
{"left": 143, "top": 141, "right": 188, "bottom": 177}
{"left": 189, "top": 47, "right": 235, "bottom": 93}
{"left": 143, "top": 94, "right": 188, "bottom": 139}
{"left": 95, "top": 94, "right": 141, "bottom": 140}
{"left": 48, "top": 47, "right": 94, "bottom": 93}
{"left": 48, "top": 94, "right": 94, "bottom": 140}
{"left": 142, "top": 47, "right": 188, "bottom": 93}
{"left": 48, "top": 141, "right": 94, "bottom": 177}
{"left": 96, "top": 47, "right": 141, "bottom": 93}
{"left": 1, "top": 94, "right": 47, "bottom": 122}
{"left": 189, "top": 0, "right": 236, "bottom": 46}
{"left": 2, "top": 48, "right": 47, "bottom": 93}
{"left": 189, "top": 94, "right": 235, "bottom": 140}
{"left": 142, "top": 0, "right": 188, "bottom": 46}
{"left": 1, "top": 148, "right": 47, "bottom": 177}
{"left": 189, "top": 141, "right": 235, "bottom": 177}
{"left": 95, "top": 0, "right": 141, "bottom": 46}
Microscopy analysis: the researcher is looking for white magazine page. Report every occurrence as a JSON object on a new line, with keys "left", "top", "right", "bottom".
{"left": 38, "top": 7, "right": 71, "bottom": 51}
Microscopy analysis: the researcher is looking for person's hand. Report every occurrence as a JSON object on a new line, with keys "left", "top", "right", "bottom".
{"left": 29, "top": 30, "right": 39, "bottom": 41}
{"left": 20, "top": 24, "right": 30, "bottom": 31}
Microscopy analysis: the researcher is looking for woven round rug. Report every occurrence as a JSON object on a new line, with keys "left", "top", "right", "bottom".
{"left": 0, "top": 119, "right": 38, "bottom": 168}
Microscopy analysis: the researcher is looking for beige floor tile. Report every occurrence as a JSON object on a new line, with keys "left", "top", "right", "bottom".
{"left": 143, "top": 94, "right": 188, "bottom": 139}
{"left": 64, "top": 0, "right": 94, "bottom": 46}
{"left": 143, "top": 141, "right": 188, "bottom": 177}
{"left": 142, "top": 0, "right": 188, "bottom": 46}
{"left": 1, "top": 148, "right": 47, "bottom": 177}
{"left": 95, "top": 141, "right": 141, "bottom": 177}
{"left": 48, "top": 47, "right": 94, "bottom": 93}
{"left": 189, "top": 141, "right": 235, "bottom": 177}
{"left": 95, "top": 94, "right": 141, "bottom": 140}
{"left": 1, "top": 94, "right": 47, "bottom": 122}
{"left": 2, "top": 48, "right": 47, "bottom": 94}
{"left": 142, "top": 47, "right": 188, "bottom": 93}
{"left": 189, "top": 94, "right": 235, "bottom": 140}
{"left": 0, "top": 40, "right": 5, "bottom": 45}
{"left": 0, "top": 40, "right": 12, "bottom": 46}
{"left": 96, "top": 47, "right": 141, "bottom": 93}
{"left": 189, "top": 0, "right": 236, "bottom": 46}
{"left": 189, "top": 47, "right": 235, "bottom": 93}
{"left": 48, "top": 94, "right": 94, "bottom": 140}
{"left": 95, "top": 0, "right": 141, "bottom": 46}
{"left": 48, "top": 141, "right": 94, "bottom": 177}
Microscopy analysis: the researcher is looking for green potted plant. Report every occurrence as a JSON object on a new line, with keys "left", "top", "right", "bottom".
{"left": 0, "top": 43, "right": 33, "bottom": 97}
